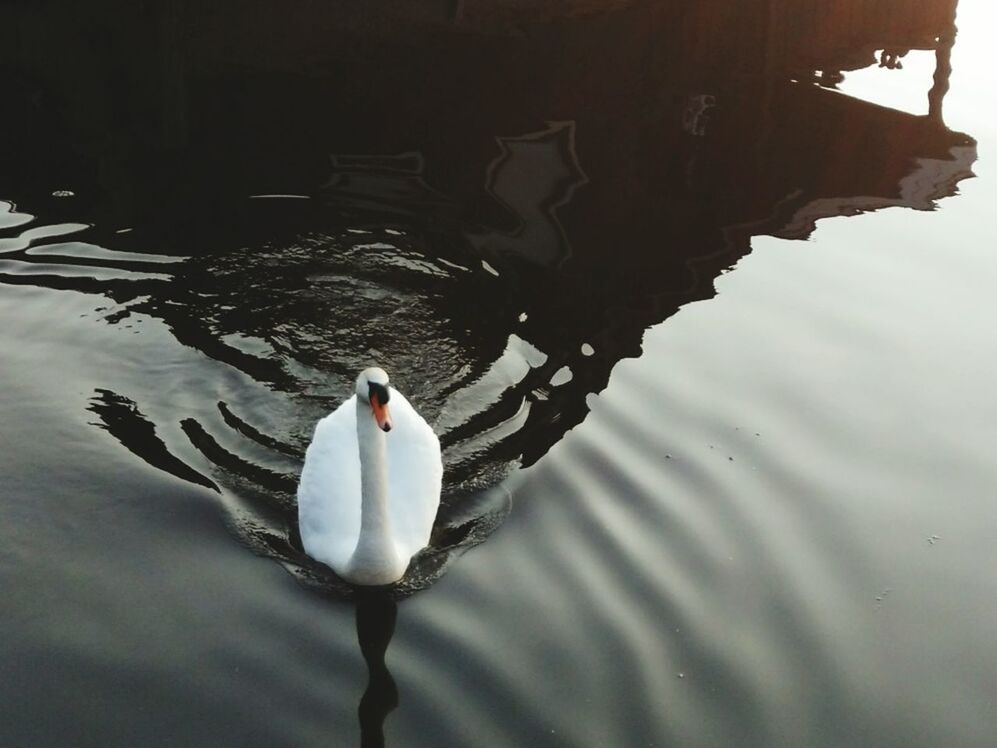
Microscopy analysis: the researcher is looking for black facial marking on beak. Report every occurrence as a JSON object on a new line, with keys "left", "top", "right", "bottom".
{"left": 368, "top": 382, "right": 390, "bottom": 406}
{"left": 368, "top": 382, "right": 393, "bottom": 432}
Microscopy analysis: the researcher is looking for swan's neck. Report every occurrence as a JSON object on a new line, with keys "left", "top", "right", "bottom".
{"left": 346, "top": 400, "right": 405, "bottom": 585}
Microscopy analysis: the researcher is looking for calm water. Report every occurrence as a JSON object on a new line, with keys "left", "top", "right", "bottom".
{"left": 2, "top": 0, "right": 996, "bottom": 745}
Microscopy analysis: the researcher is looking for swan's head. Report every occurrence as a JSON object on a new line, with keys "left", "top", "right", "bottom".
{"left": 356, "top": 367, "right": 392, "bottom": 433}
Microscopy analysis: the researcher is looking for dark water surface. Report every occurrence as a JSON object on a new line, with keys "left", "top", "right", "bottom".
{"left": 2, "top": 0, "right": 996, "bottom": 745}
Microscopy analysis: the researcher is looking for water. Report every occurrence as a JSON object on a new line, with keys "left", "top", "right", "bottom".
{"left": 2, "top": 0, "right": 996, "bottom": 745}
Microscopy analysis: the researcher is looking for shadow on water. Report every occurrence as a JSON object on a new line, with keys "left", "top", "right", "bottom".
{"left": 0, "top": 0, "right": 977, "bottom": 598}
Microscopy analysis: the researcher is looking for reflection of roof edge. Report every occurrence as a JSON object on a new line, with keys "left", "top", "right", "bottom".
{"left": 770, "top": 143, "right": 976, "bottom": 240}
{"left": 805, "top": 34, "right": 947, "bottom": 75}
{"left": 473, "top": 121, "right": 590, "bottom": 269}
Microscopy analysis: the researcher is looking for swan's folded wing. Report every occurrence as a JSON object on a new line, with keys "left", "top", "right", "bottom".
{"left": 387, "top": 389, "right": 443, "bottom": 562}
{"left": 297, "top": 396, "right": 362, "bottom": 571}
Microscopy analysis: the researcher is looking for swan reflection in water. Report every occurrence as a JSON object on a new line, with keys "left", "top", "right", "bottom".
{"left": 354, "top": 591, "right": 399, "bottom": 748}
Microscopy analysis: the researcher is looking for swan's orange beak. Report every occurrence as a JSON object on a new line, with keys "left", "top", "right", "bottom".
{"left": 371, "top": 394, "right": 392, "bottom": 432}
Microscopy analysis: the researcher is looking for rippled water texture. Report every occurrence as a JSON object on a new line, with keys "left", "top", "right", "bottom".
{"left": 2, "top": 0, "right": 996, "bottom": 745}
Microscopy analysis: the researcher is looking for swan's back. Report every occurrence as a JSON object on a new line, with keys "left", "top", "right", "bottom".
{"left": 385, "top": 389, "right": 443, "bottom": 562}
{"left": 297, "top": 388, "right": 442, "bottom": 576}
{"left": 297, "top": 396, "right": 362, "bottom": 572}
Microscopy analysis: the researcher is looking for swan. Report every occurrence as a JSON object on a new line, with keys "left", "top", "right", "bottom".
{"left": 297, "top": 367, "right": 442, "bottom": 585}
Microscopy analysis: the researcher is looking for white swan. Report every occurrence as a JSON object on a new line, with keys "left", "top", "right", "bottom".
{"left": 297, "top": 367, "right": 442, "bottom": 585}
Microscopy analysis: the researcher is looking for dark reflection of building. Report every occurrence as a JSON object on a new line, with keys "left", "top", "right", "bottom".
{"left": 0, "top": 0, "right": 976, "bottom": 579}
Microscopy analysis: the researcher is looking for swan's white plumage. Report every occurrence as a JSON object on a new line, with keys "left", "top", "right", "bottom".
{"left": 297, "top": 386, "right": 442, "bottom": 580}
